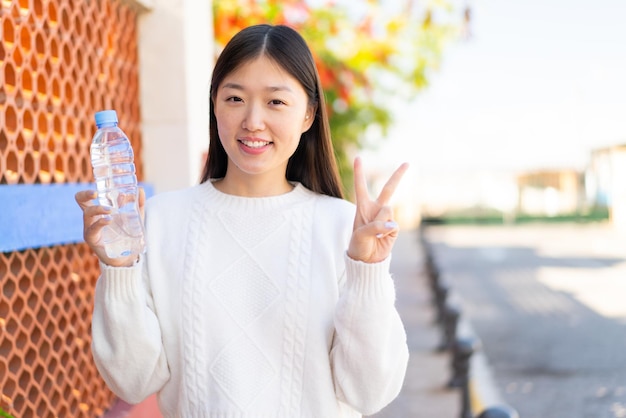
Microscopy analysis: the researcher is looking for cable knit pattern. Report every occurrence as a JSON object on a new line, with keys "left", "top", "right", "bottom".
{"left": 209, "top": 257, "right": 281, "bottom": 329}
{"left": 181, "top": 185, "right": 213, "bottom": 415}
{"left": 90, "top": 181, "right": 409, "bottom": 418}
{"left": 279, "top": 197, "right": 313, "bottom": 416}
{"left": 208, "top": 207, "right": 286, "bottom": 410}
{"left": 210, "top": 332, "right": 277, "bottom": 409}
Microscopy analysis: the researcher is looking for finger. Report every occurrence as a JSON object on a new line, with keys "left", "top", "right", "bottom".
{"left": 83, "top": 205, "right": 111, "bottom": 226}
{"left": 352, "top": 157, "right": 370, "bottom": 206}
{"left": 137, "top": 187, "right": 146, "bottom": 220}
{"left": 375, "top": 220, "right": 399, "bottom": 239}
{"left": 376, "top": 162, "right": 409, "bottom": 206}
{"left": 371, "top": 206, "right": 397, "bottom": 237}
{"left": 138, "top": 187, "right": 146, "bottom": 207}
{"left": 75, "top": 190, "right": 97, "bottom": 209}
{"left": 84, "top": 217, "right": 110, "bottom": 244}
{"left": 358, "top": 219, "right": 399, "bottom": 239}
{"left": 372, "top": 205, "right": 394, "bottom": 222}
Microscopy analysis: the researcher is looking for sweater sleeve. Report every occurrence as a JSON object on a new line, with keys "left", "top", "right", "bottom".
{"left": 91, "top": 259, "right": 170, "bottom": 404}
{"left": 330, "top": 254, "right": 409, "bottom": 416}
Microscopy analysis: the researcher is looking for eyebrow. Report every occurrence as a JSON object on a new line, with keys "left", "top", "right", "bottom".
{"left": 221, "top": 82, "right": 293, "bottom": 93}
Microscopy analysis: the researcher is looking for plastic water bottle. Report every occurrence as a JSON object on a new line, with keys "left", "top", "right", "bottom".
{"left": 90, "top": 110, "right": 145, "bottom": 259}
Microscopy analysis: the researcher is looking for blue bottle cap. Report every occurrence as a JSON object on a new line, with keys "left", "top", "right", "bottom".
{"left": 94, "top": 110, "right": 118, "bottom": 127}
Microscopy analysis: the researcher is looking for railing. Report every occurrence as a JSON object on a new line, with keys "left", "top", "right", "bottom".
{"left": 420, "top": 227, "right": 520, "bottom": 418}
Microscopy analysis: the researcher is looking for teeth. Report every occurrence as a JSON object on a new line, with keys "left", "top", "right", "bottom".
{"left": 241, "top": 140, "right": 270, "bottom": 148}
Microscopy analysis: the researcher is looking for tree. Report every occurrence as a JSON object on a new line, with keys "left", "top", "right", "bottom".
{"left": 213, "top": 0, "right": 466, "bottom": 192}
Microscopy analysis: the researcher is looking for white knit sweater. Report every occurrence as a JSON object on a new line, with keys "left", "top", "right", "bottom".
{"left": 91, "top": 181, "right": 409, "bottom": 418}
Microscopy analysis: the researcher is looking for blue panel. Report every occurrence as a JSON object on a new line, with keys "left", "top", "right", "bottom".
{"left": 0, "top": 183, "right": 154, "bottom": 253}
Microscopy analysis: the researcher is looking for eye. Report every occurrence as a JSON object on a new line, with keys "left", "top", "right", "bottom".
{"left": 226, "top": 96, "right": 243, "bottom": 102}
{"left": 269, "top": 99, "right": 286, "bottom": 106}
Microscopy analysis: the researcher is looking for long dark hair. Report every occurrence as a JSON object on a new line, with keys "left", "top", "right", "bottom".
{"left": 200, "top": 24, "right": 343, "bottom": 199}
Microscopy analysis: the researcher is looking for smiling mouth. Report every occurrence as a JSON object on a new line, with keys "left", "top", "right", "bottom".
{"left": 239, "top": 139, "right": 271, "bottom": 148}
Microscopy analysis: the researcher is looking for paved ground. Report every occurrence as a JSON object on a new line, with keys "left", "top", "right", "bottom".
{"left": 423, "top": 223, "right": 626, "bottom": 418}
{"left": 368, "top": 229, "right": 460, "bottom": 418}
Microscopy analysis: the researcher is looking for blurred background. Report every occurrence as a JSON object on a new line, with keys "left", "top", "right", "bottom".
{"left": 1, "top": 0, "right": 626, "bottom": 417}
{"left": 363, "top": 0, "right": 626, "bottom": 229}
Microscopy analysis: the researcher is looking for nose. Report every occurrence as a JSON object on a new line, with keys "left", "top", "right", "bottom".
{"left": 242, "top": 104, "right": 265, "bottom": 132}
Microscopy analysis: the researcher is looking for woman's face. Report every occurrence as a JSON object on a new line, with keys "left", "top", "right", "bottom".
{"left": 214, "top": 55, "right": 314, "bottom": 186}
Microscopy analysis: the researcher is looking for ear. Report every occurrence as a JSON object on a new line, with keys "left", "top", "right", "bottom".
{"left": 301, "top": 105, "right": 317, "bottom": 133}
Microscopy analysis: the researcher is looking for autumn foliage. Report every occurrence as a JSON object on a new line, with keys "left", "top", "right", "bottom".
{"left": 213, "top": 0, "right": 465, "bottom": 190}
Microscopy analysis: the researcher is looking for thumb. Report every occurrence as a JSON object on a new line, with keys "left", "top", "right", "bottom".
{"left": 356, "top": 220, "right": 399, "bottom": 239}
{"left": 374, "top": 220, "right": 399, "bottom": 239}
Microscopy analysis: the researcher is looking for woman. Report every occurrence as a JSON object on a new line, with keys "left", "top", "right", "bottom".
{"left": 76, "top": 24, "right": 409, "bottom": 418}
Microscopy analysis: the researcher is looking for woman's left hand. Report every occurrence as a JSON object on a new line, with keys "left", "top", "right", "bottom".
{"left": 347, "top": 157, "right": 409, "bottom": 264}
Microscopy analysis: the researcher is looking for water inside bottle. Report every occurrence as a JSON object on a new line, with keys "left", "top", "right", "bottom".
{"left": 90, "top": 130, "right": 145, "bottom": 258}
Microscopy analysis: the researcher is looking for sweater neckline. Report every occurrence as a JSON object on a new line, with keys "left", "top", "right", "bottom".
{"left": 201, "top": 180, "right": 313, "bottom": 211}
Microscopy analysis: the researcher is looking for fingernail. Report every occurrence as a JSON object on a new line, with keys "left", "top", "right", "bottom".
{"left": 376, "top": 233, "right": 384, "bottom": 239}
{"left": 384, "top": 221, "right": 398, "bottom": 229}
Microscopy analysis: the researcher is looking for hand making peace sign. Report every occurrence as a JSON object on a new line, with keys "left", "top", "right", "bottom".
{"left": 347, "top": 157, "right": 409, "bottom": 264}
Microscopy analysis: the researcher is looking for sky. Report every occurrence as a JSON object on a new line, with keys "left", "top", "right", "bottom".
{"left": 373, "top": 0, "right": 626, "bottom": 175}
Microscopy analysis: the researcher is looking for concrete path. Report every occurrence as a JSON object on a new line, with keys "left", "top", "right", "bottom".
{"left": 423, "top": 223, "right": 626, "bottom": 418}
{"left": 368, "top": 229, "right": 460, "bottom": 418}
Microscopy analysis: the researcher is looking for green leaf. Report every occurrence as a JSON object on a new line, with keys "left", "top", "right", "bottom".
{"left": 0, "top": 407, "right": 15, "bottom": 418}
